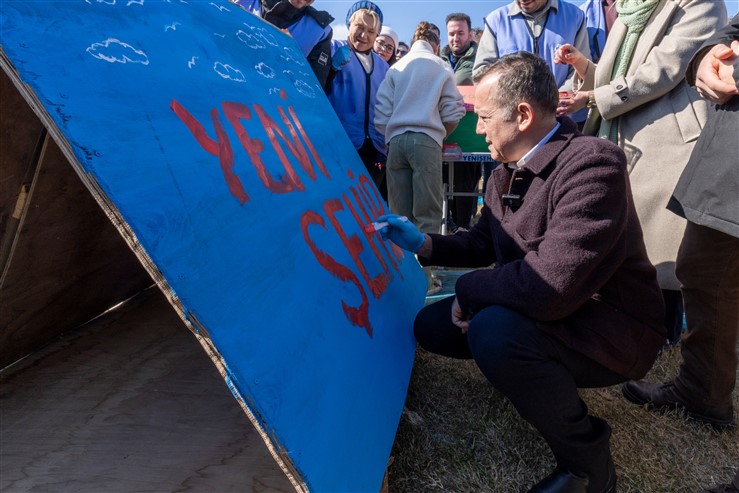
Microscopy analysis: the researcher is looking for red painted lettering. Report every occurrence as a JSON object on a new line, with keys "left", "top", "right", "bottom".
{"left": 301, "top": 210, "right": 371, "bottom": 336}
{"left": 357, "top": 175, "right": 405, "bottom": 266}
{"left": 174, "top": 96, "right": 333, "bottom": 202}
{"left": 324, "top": 199, "right": 387, "bottom": 300}
{"left": 347, "top": 183, "right": 402, "bottom": 279}
{"left": 252, "top": 103, "right": 306, "bottom": 192}
{"left": 222, "top": 101, "right": 295, "bottom": 194}
{"left": 287, "top": 106, "right": 330, "bottom": 179}
{"left": 171, "top": 99, "right": 249, "bottom": 204}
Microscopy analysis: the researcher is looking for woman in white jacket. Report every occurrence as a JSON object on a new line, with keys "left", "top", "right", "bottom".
{"left": 375, "top": 22, "right": 465, "bottom": 237}
{"left": 555, "top": 0, "right": 726, "bottom": 341}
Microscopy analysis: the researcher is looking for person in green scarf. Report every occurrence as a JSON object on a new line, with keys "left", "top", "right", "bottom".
{"left": 554, "top": 0, "right": 727, "bottom": 345}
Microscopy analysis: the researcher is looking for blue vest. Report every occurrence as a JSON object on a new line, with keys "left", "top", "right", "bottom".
{"left": 287, "top": 15, "right": 331, "bottom": 57}
{"left": 232, "top": 1, "right": 329, "bottom": 57}
{"left": 580, "top": 0, "right": 606, "bottom": 63}
{"left": 485, "top": 2, "right": 585, "bottom": 88}
{"left": 328, "top": 40, "right": 388, "bottom": 154}
{"left": 232, "top": 0, "right": 260, "bottom": 16}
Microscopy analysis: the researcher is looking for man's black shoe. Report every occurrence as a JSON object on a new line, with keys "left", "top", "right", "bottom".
{"left": 528, "top": 455, "right": 616, "bottom": 493}
{"left": 527, "top": 469, "right": 589, "bottom": 493}
{"left": 527, "top": 462, "right": 616, "bottom": 493}
{"left": 622, "top": 380, "right": 734, "bottom": 430}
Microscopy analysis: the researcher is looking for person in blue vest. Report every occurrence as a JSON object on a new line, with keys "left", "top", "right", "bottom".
{"left": 473, "top": 0, "right": 591, "bottom": 126}
{"left": 327, "top": 1, "right": 390, "bottom": 200}
{"left": 579, "top": 0, "right": 618, "bottom": 64}
{"left": 232, "top": 0, "right": 334, "bottom": 90}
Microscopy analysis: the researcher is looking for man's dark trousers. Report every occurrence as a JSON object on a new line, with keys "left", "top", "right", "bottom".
{"left": 414, "top": 297, "right": 626, "bottom": 475}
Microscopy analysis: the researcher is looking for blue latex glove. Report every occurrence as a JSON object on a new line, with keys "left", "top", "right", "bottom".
{"left": 332, "top": 45, "right": 352, "bottom": 70}
{"left": 376, "top": 214, "right": 425, "bottom": 253}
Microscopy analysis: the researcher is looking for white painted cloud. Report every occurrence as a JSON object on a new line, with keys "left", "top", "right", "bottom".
{"left": 255, "top": 62, "right": 275, "bottom": 79}
{"left": 86, "top": 38, "right": 149, "bottom": 64}
{"left": 236, "top": 25, "right": 279, "bottom": 49}
{"left": 294, "top": 80, "right": 316, "bottom": 98}
{"left": 237, "top": 29, "right": 265, "bottom": 49}
{"left": 280, "top": 46, "right": 305, "bottom": 67}
{"left": 214, "top": 62, "right": 246, "bottom": 82}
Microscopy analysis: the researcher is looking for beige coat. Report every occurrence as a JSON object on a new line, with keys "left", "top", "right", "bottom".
{"left": 576, "top": 0, "right": 727, "bottom": 290}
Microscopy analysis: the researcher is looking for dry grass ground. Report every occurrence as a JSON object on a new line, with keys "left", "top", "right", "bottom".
{"left": 388, "top": 332, "right": 738, "bottom": 492}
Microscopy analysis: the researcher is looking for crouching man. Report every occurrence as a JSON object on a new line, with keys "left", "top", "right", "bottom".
{"left": 378, "top": 52, "right": 665, "bottom": 493}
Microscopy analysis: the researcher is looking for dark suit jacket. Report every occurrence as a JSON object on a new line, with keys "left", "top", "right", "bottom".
{"left": 422, "top": 117, "right": 665, "bottom": 379}
{"left": 669, "top": 13, "right": 739, "bottom": 239}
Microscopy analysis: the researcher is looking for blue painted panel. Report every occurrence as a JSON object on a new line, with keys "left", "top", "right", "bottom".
{"left": 0, "top": 2, "right": 426, "bottom": 491}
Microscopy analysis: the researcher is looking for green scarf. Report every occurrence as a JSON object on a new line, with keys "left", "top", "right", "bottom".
{"left": 598, "top": 0, "right": 661, "bottom": 142}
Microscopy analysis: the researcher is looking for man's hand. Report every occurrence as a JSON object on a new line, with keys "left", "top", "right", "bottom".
{"left": 332, "top": 45, "right": 352, "bottom": 71}
{"left": 376, "top": 214, "right": 425, "bottom": 253}
{"left": 695, "top": 42, "right": 739, "bottom": 104}
{"left": 451, "top": 297, "right": 471, "bottom": 333}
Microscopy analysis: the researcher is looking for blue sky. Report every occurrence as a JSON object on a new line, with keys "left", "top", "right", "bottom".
{"left": 322, "top": 0, "right": 739, "bottom": 46}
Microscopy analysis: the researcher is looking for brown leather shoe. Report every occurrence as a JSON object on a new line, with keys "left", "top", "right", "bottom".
{"left": 622, "top": 380, "right": 734, "bottom": 430}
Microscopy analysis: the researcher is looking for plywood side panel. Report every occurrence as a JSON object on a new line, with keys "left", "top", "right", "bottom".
{"left": 0, "top": 68, "right": 46, "bottom": 272}
{"left": 0, "top": 134, "right": 152, "bottom": 368}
